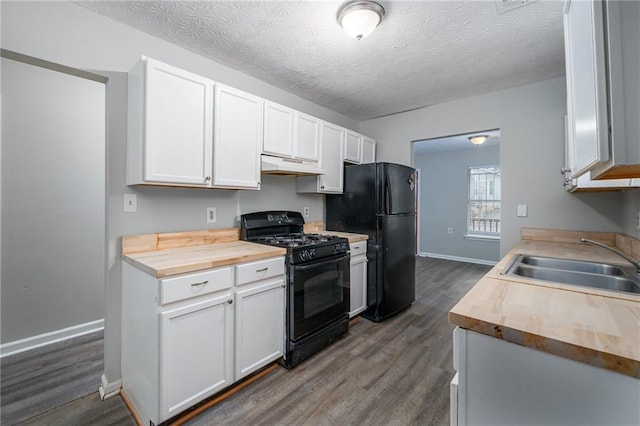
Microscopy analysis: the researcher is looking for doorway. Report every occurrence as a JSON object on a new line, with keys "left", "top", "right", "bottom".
{"left": 1, "top": 51, "right": 107, "bottom": 423}
{"left": 412, "top": 130, "right": 501, "bottom": 265}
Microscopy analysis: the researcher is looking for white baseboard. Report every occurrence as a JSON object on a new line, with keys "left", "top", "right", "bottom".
{"left": 99, "top": 373, "right": 122, "bottom": 400}
{"left": 0, "top": 319, "right": 104, "bottom": 358}
{"left": 418, "top": 252, "right": 498, "bottom": 267}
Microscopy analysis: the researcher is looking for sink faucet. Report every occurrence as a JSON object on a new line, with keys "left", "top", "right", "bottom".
{"left": 580, "top": 238, "right": 640, "bottom": 273}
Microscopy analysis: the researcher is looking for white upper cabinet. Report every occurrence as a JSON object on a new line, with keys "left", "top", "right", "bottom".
{"left": 344, "top": 130, "right": 376, "bottom": 165}
{"left": 262, "top": 101, "right": 320, "bottom": 162}
{"left": 263, "top": 101, "right": 295, "bottom": 158}
{"left": 344, "top": 130, "right": 363, "bottom": 164}
{"left": 294, "top": 112, "right": 321, "bottom": 161}
{"left": 128, "top": 57, "right": 214, "bottom": 186}
{"left": 128, "top": 57, "right": 261, "bottom": 190}
{"left": 564, "top": 0, "right": 640, "bottom": 180}
{"left": 213, "top": 84, "right": 263, "bottom": 189}
{"left": 362, "top": 136, "right": 376, "bottom": 164}
{"left": 297, "top": 121, "right": 344, "bottom": 193}
{"left": 563, "top": 115, "right": 639, "bottom": 191}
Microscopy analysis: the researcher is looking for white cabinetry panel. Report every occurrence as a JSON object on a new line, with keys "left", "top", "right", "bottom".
{"left": 263, "top": 101, "right": 294, "bottom": 158}
{"left": 235, "top": 278, "right": 285, "bottom": 379}
{"left": 160, "top": 293, "right": 233, "bottom": 420}
{"left": 129, "top": 58, "right": 213, "bottom": 185}
{"left": 295, "top": 112, "right": 321, "bottom": 161}
{"left": 213, "top": 85, "right": 263, "bottom": 189}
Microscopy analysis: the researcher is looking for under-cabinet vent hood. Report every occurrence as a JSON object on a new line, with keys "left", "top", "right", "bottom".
{"left": 261, "top": 155, "right": 324, "bottom": 176}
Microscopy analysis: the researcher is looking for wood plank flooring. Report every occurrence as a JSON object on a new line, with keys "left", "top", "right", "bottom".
{"left": 0, "top": 257, "right": 490, "bottom": 426}
{"left": 0, "top": 330, "right": 105, "bottom": 425}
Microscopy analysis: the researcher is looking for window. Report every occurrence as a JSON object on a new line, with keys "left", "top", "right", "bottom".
{"left": 467, "top": 165, "right": 500, "bottom": 238}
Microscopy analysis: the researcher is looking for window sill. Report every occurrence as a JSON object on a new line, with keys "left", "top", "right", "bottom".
{"left": 464, "top": 234, "right": 500, "bottom": 242}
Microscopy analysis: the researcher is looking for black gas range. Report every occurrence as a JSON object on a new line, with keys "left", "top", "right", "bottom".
{"left": 240, "top": 211, "right": 350, "bottom": 368}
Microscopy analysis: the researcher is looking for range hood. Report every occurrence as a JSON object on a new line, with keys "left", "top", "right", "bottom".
{"left": 261, "top": 155, "right": 324, "bottom": 176}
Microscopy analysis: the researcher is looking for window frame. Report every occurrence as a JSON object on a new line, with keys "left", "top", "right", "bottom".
{"left": 465, "top": 165, "right": 501, "bottom": 241}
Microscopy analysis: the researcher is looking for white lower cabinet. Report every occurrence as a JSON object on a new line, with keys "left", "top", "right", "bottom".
{"left": 450, "top": 327, "right": 640, "bottom": 426}
{"left": 160, "top": 294, "right": 233, "bottom": 419}
{"left": 122, "top": 256, "right": 284, "bottom": 425}
{"left": 349, "top": 242, "right": 367, "bottom": 317}
{"left": 235, "top": 278, "right": 285, "bottom": 379}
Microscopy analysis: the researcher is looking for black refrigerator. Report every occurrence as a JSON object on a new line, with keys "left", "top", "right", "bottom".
{"left": 326, "top": 162, "right": 416, "bottom": 322}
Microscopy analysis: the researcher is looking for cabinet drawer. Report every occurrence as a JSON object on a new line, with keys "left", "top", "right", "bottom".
{"left": 350, "top": 242, "right": 367, "bottom": 257}
{"left": 160, "top": 267, "right": 233, "bottom": 305}
{"left": 236, "top": 257, "right": 284, "bottom": 286}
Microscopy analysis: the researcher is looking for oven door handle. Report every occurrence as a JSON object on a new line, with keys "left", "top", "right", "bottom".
{"left": 293, "top": 254, "right": 349, "bottom": 271}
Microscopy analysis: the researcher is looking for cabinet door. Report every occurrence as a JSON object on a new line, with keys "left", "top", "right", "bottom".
{"left": 349, "top": 254, "right": 367, "bottom": 317}
{"left": 160, "top": 293, "right": 233, "bottom": 420}
{"left": 263, "top": 101, "right": 294, "bottom": 158}
{"left": 144, "top": 58, "right": 213, "bottom": 185}
{"left": 362, "top": 136, "right": 376, "bottom": 164}
{"left": 294, "top": 112, "right": 320, "bottom": 161}
{"left": 318, "top": 122, "right": 345, "bottom": 193}
{"left": 563, "top": 0, "right": 609, "bottom": 178}
{"left": 235, "top": 278, "right": 285, "bottom": 379}
{"left": 344, "top": 130, "right": 362, "bottom": 164}
{"left": 213, "top": 84, "right": 263, "bottom": 189}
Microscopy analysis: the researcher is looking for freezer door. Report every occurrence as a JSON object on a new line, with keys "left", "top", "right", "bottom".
{"left": 380, "top": 163, "right": 416, "bottom": 215}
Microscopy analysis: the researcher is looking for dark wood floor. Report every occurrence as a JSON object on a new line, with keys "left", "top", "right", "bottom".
{"left": 0, "top": 330, "right": 106, "bottom": 425}
{"left": 0, "top": 257, "right": 490, "bottom": 426}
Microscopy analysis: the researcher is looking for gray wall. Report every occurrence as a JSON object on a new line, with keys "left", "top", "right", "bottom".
{"left": 1, "top": 1, "right": 356, "bottom": 384}
{"left": 622, "top": 190, "right": 640, "bottom": 238}
{"left": 415, "top": 145, "right": 500, "bottom": 263}
{"left": 360, "top": 78, "right": 625, "bottom": 257}
{"left": 1, "top": 58, "right": 106, "bottom": 342}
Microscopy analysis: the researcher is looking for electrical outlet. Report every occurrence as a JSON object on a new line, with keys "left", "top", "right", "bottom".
{"left": 447, "top": 227, "right": 453, "bottom": 235}
{"left": 206, "top": 207, "right": 216, "bottom": 224}
{"left": 303, "top": 207, "right": 310, "bottom": 217}
{"left": 517, "top": 204, "right": 528, "bottom": 217}
{"left": 636, "top": 211, "right": 640, "bottom": 231}
{"left": 123, "top": 194, "right": 137, "bottom": 212}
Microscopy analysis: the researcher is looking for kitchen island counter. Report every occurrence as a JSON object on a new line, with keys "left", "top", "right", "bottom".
{"left": 449, "top": 228, "right": 640, "bottom": 378}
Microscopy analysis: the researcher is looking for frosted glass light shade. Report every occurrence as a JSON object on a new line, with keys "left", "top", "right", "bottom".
{"left": 469, "top": 135, "right": 489, "bottom": 145}
{"left": 337, "top": 1, "right": 385, "bottom": 40}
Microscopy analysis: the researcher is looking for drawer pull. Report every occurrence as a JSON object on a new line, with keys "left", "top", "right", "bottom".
{"left": 353, "top": 245, "right": 360, "bottom": 249}
{"left": 190, "top": 280, "right": 209, "bottom": 287}
{"left": 256, "top": 267, "right": 269, "bottom": 273}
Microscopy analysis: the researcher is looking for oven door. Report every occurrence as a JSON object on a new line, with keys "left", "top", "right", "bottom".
{"left": 289, "top": 253, "right": 350, "bottom": 341}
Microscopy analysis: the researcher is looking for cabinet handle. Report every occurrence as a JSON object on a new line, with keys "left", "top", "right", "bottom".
{"left": 281, "top": 284, "right": 286, "bottom": 288}
{"left": 227, "top": 299, "right": 233, "bottom": 304}
{"left": 321, "top": 185, "right": 325, "bottom": 189}
{"left": 190, "top": 280, "right": 209, "bottom": 287}
{"left": 204, "top": 176, "right": 211, "bottom": 181}
{"left": 256, "top": 267, "right": 269, "bottom": 273}
{"left": 353, "top": 245, "right": 360, "bottom": 249}
{"left": 560, "top": 167, "right": 571, "bottom": 175}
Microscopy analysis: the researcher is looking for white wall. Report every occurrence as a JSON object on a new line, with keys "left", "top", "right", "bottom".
{"left": 1, "top": 58, "right": 106, "bottom": 343}
{"left": 360, "top": 78, "right": 625, "bottom": 257}
{"left": 415, "top": 145, "right": 500, "bottom": 263}
{"left": 1, "top": 1, "right": 358, "bottom": 386}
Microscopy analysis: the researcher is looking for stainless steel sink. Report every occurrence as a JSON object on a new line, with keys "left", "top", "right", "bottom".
{"left": 518, "top": 255, "right": 626, "bottom": 276}
{"left": 503, "top": 254, "right": 640, "bottom": 295}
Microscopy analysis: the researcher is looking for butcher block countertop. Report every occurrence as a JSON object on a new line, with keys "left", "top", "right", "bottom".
{"left": 449, "top": 228, "right": 640, "bottom": 379}
{"left": 319, "top": 231, "right": 368, "bottom": 243}
{"left": 121, "top": 229, "right": 286, "bottom": 278}
{"left": 303, "top": 221, "right": 369, "bottom": 243}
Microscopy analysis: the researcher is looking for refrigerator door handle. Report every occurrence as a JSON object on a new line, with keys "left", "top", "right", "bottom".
{"left": 384, "top": 174, "right": 392, "bottom": 214}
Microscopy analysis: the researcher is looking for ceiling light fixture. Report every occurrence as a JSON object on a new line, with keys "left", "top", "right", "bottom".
{"left": 469, "top": 135, "right": 489, "bottom": 145}
{"left": 337, "top": 0, "right": 385, "bottom": 40}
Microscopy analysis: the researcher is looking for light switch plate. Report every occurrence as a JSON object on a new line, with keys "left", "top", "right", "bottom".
{"left": 517, "top": 204, "right": 528, "bottom": 217}
{"left": 123, "top": 194, "right": 137, "bottom": 212}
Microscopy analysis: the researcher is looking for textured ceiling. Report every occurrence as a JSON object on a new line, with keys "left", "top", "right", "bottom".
{"left": 79, "top": 0, "right": 565, "bottom": 121}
